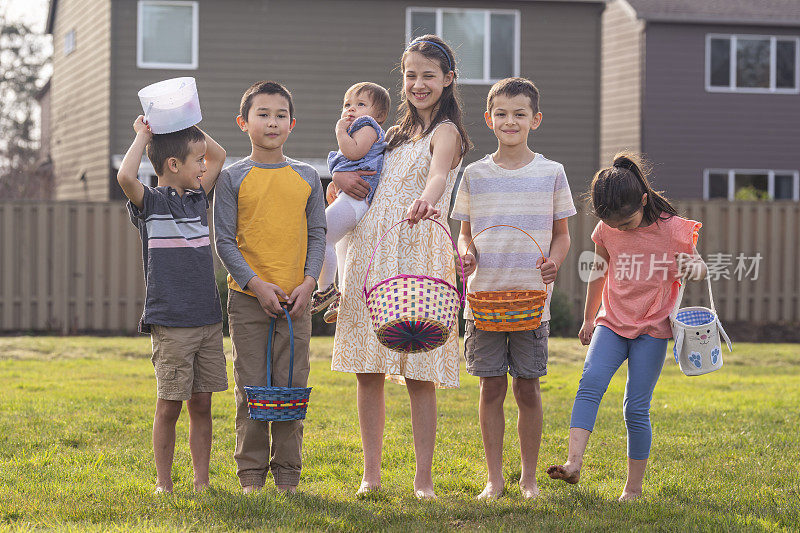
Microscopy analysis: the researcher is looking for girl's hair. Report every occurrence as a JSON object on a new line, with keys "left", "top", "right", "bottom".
{"left": 386, "top": 35, "right": 471, "bottom": 157}
{"left": 590, "top": 152, "right": 678, "bottom": 225}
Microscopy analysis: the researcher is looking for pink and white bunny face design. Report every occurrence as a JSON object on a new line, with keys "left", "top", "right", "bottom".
{"left": 688, "top": 328, "right": 713, "bottom": 346}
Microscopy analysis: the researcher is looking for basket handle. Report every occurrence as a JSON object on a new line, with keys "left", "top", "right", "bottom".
{"left": 465, "top": 224, "right": 550, "bottom": 290}
{"left": 362, "top": 217, "right": 466, "bottom": 302}
{"left": 265, "top": 304, "right": 295, "bottom": 388}
{"left": 670, "top": 274, "right": 716, "bottom": 322}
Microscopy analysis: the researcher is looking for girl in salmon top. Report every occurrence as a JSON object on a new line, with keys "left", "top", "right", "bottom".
{"left": 548, "top": 153, "right": 708, "bottom": 501}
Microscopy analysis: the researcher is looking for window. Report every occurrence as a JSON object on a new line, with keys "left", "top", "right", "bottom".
{"left": 406, "top": 7, "right": 520, "bottom": 84}
{"left": 706, "top": 34, "right": 799, "bottom": 93}
{"left": 137, "top": 1, "right": 198, "bottom": 69}
{"left": 64, "top": 29, "right": 76, "bottom": 56}
{"left": 704, "top": 169, "right": 800, "bottom": 201}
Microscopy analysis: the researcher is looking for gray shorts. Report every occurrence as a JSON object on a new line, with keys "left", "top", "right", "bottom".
{"left": 464, "top": 320, "right": 549, "bottom": 379}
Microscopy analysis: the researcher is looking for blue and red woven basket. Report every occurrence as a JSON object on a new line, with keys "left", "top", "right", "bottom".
{"left": 244, "top": 306, "right": 312, "bottom": 422}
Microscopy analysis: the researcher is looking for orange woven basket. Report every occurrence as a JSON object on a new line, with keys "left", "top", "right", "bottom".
{"left": 465, "top": 225, "right": 549, "bottom": 332}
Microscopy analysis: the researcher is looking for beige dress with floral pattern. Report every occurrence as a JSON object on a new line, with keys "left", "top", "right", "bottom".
{"left": 331, "top": 122, "right": 462, "bottom": 388}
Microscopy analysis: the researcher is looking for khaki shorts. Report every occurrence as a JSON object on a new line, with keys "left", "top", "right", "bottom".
{"left": 150, "top": 321, "right": 228, "bottom": 401}
{"left": 464, "top": 320, "right": 549, "bottom": 379}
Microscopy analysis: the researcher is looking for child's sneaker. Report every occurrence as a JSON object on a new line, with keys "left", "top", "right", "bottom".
{"left": 311, "top": 283, "right": 339, "bottom": 314}
{"left": 323, "top": 298, "right": 339, "bottom": 323}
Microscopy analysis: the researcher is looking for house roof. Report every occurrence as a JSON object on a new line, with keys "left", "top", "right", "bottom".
{"left": 622, "top": 0, "right": 800, "bottom": 27}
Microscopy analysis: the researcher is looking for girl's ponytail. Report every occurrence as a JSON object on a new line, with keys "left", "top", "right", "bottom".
{"left": 591, "top": 152, "right": 677, "bottom": 225}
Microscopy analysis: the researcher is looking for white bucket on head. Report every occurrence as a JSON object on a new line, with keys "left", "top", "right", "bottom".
{"left": 138, "top": 77, "right": 202, "bottom": 134}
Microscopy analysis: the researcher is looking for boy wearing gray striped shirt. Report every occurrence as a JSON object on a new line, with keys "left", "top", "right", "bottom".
{"left": 117, "top": 115, "right": 228, "bottom": 494}
{"left": 451, "top": 77, "right": 576, "bottom": 500}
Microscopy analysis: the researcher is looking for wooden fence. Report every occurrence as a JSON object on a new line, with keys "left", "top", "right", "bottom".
{"left": 1, "top": 200, "right": 799, "bottom": 334}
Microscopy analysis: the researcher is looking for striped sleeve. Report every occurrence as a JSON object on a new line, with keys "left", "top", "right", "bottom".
{"left": 553, "top": 164, "right": 577, "bottom": 220}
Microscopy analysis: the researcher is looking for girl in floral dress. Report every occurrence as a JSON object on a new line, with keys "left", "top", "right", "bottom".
{"left": 330, "top": 35, "right": 470, "bottom": 499}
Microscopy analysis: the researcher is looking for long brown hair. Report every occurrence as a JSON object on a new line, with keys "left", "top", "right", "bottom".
{"left": 590, "top": 152, "right": 678, "bottom": 225}
{"left": 386, "top": 35, "right": 471, "bottom": 158}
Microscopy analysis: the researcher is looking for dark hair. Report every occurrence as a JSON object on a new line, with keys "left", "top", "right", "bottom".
{"left": 386, "top": 35, "right": 471, "bottom": 158}
{"left": 590, "top": 152, "right": 678, "bottom": 225}
{"left": 146, "top": 125, "right": 205, "bottom": 176}
{"left": 345, "top": 82, "right": 391, "bottom": 124}
{"left": 239, "top": 80, "right": 294, "bottom": 121}
{"left": 487, "top": 77, "right": 540, "bottom": 115}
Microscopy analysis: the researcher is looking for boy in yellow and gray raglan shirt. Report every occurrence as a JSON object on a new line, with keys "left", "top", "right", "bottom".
{"left": 213, "top": 81, "right": 326, "bottom": 493}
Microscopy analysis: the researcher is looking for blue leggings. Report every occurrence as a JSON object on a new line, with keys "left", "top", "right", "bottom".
{"left": 570, "top": 325, "right": 668, "bottom": 460}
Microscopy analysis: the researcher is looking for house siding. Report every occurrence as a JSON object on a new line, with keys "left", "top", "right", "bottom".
{"left": 600, "top": 0, "right": 643, "bottom": 168}
{"left": 110, "top": 0, "right": 601, "bottom": 194}
{"left": 51, "top": 0, "right": 111, "bottom": 200}
{"left": 642, "top": 22, "right": 800, "bottom": 199}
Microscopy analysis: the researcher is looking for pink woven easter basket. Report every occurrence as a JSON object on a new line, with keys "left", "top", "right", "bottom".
{"left": 363, "top": 218, "right": 465, "bottom": 354}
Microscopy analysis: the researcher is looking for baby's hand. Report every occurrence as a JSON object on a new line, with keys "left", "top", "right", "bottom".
{"left": 325, "top": 182, "right": 339, "bottom": 204}
{"left": 459, "top": 253, "right": 477, "bottom": 277}
{"left": 675, "top": 252, "right": 705, "bottom": 280}
{"left": 336, "top": 116, "right": 354, "bottom": 133}
{"left": 133, "top": 115, "right": 152, "bottom": 138}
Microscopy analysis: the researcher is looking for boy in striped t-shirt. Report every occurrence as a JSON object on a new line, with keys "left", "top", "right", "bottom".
{"left": 450, "top": 77, "right": 576, "bottom": 500}
{"left": 117, "top": 116, "right": 228, "bottom": 494}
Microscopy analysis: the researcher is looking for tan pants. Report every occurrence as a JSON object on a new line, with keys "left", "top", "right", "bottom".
{"left": 228, "top": 289, "right": 312, "bottom": 488}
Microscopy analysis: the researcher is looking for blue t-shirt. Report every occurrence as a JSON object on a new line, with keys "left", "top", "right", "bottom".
{"left": 127, "top": 185, "right": 222, "bottom": 333}
{"left": 327, "top": 115, "right": 386, "bottom": 204}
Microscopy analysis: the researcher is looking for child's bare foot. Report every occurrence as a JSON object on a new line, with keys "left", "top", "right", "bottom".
{"left": 356, "top": 481, "right": 381, "bottom": 497}
{"left": 476, "top": 481, "right": 504, "bottom": 501}
{"left": 242, "top": 485, "right": 261, "bottom": 494}
{"left": 194, "top": 480, "right": 210, "bottom": 492}
{"left": 276, "top": 484, "right": 297, "bottom": 494}
{"left": 153, "top": 485, "right": 172, "bottom": 495}
{"left": 618, "top": 490, "right": 642, "bottom": 501}
{"left": 546, "top": 461, "right": 581, "bottom": 484}
{"left": 519, "top": 481, "right": 540, "bottom": 499}
{"left": 414, "top": 475, "right": 436, "bottom": 500}
{"left": 414, "top": 488, "right": 437, "bottom": 500}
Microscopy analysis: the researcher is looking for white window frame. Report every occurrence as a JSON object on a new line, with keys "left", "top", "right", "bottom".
{"left": 705, "top": 33, "right": 800, "bottom": 94}
{"left": 137, "top": 0, "right": 199, "bottom": 70}
{"left": 405, "top": 7, "right": 521, "bottom": 85}
{"left": 703, "top": 168, "right": 800, "bottom": 201}
{"left": 64, "top": 29, "right": 76, "bottom": 56}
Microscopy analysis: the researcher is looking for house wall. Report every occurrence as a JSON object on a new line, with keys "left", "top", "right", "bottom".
{"left": 37, "top": 86, "right": 52, "bottom": 159}
{"left": 50, "top": 0, "right": 111, "bottom": 200}
{"left": 109, "top": 0, "right": 602, "bottom": 196}
{"left": 642, "top": 22, "right": 800, "bottom": 199}
{"left": 600, "top": 0, "right": 643, "bottom": 168}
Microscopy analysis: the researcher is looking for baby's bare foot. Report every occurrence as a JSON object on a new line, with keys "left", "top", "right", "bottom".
{"left": 546, "top": 461, "right": 581, "bottom": 484}
{"left": 153, "top": 485, "right": 172, "bottom": 495}
{"left": 476, "top": 481, "right": 505, "bottom": 501}
{"left": 618, "top": 490, "right": 642, "bottom": 502}
{"left": 242, "top": 485, "right": 261, "bottom": 494}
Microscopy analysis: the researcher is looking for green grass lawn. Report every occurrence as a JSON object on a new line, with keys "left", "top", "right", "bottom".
{"left": 0, "top": 336, "right": 798, "bottom": 532}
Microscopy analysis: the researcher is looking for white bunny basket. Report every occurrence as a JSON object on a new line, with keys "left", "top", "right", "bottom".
{"left": 669, "top": 276, "right": 733, "bottom": 376}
